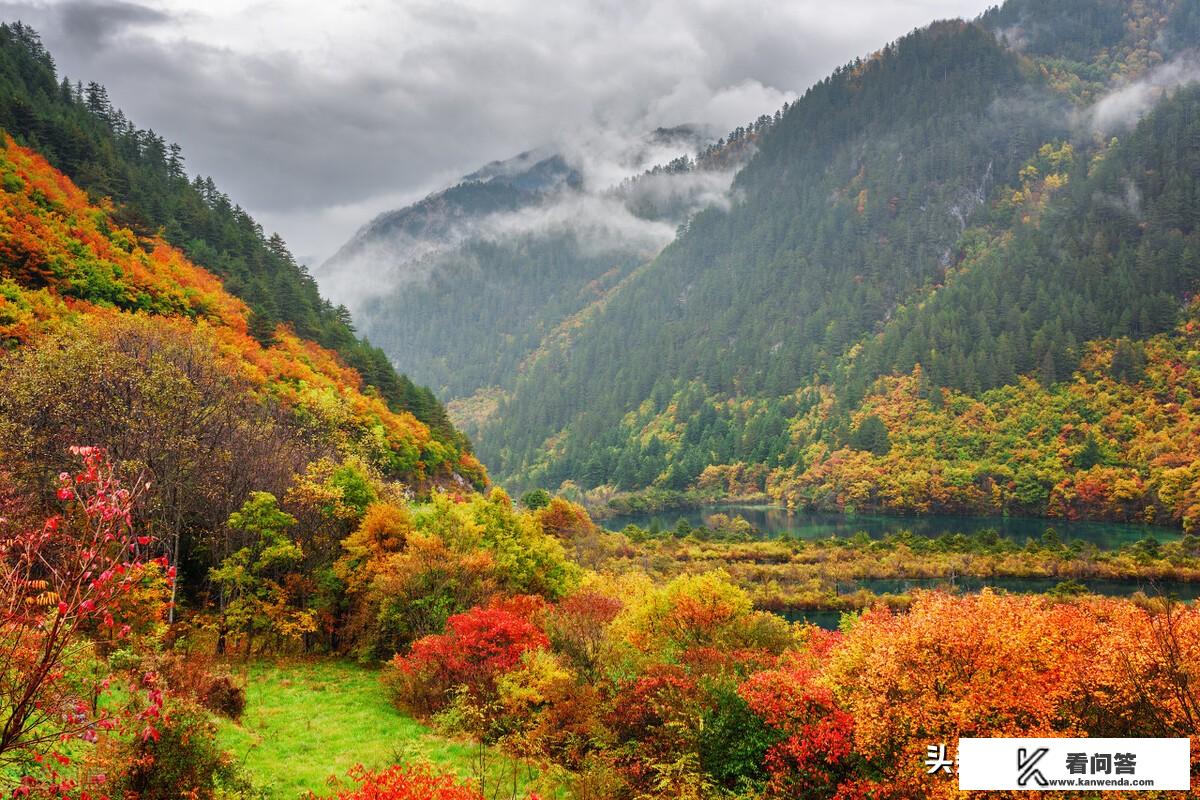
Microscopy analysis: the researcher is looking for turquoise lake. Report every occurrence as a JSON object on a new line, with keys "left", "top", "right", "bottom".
{"left": 604, "top": 505, "right": 1193, "bottom": 628}
{"left": 604, "top": 504, "right": 1181, "bottom": 550}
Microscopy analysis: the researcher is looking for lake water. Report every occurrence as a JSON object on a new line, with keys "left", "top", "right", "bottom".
{"left": 848, "top": 576, "right": 1200, "bottom": 598}
{"left": 782, "top": 576, "right": 1200, "bottom": 630}
{"left": 604, "top": 505, "right": 1193, "bottom": 629}
{"left": 604, "top": 504, "right": 1182, "bottom": 550}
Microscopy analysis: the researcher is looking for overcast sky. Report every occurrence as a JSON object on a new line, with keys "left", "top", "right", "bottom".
{"left": 1, "top": 0, "right": 995, "bottom": 263}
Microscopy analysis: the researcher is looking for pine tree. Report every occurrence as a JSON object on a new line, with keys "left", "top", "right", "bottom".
{"left": 850, "top": 414, "right": 891, "bottom": 456}
{"left": 1038, "top": 350, "right": 1057, "bottom": 387}
{"left": 1074, "top": 431, "right": 1105, "bottom": 470}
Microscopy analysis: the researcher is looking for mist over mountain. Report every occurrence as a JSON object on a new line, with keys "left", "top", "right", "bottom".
{"left": 318, "top": 124, "right": 724, "bottom": 301}
{"left": 315, "top": 120, "right": 763, "bottom": 400}
{"left": 320, "top": 0, "right": 1200, "bottom": 531}
{"left": 4, "top": 2, "right": 1200, "bottom": 795}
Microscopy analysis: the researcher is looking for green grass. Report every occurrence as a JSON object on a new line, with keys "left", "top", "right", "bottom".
{"left": 215, "top": 660, "right": 549, "bottom": 799}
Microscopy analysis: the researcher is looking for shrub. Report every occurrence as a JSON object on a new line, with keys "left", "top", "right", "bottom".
{"left": 607, "top": 664, "right": 704, "bottom": 765}
{"left": 698, "top": 682, "right": 780, "bottom": 791}
{"left": 326, "top": 762, "right": 554, "bottom": 800}
{"left": 89, "top": 698, "right": 257, "bottom": 800}
{"left": 739, "top": 660, "right": 856, "bottom": 798}
{"left": 324, "top": 764, "right": 483, "bottom": 800}
{"left": 570, "top": 755, "right": 629, "bottom": 800}
{"left": 542, "top": 590, "right": 622, "bottom": 681}
{"left": 493, "top": 649, "right": 604, "bottom": 766}
{"left": 201, "top": 672, "right": 247, "bottom": 720}
{"left": 356, "top": 531, "right": 497, "bottom": 660}
{"left": 519, "top": 489, "right": 552, "bottom": 510}
{"left": 151, "top": 650, "right": 246, "bottom": 719}
{"left": 385, "top": 602, "right": 549, "bottom": 715}
{"left": 0, "top": 445, "right": 157, "bottom": 769}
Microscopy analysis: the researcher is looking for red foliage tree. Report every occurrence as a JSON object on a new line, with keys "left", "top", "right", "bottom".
{"left": 387, "top": 602, "right": 549, "bottom": 714}
{"left": 0, "top": 446, "right": 160, "bottom": 772}
{"left": 739, "top": 657, "right": 858, "bottom": 799}
{"left": 542, "top": 590, "right": 622, "bottom": 681}
{"left": 606, "top": 663, "right": 704, "bottom": 785}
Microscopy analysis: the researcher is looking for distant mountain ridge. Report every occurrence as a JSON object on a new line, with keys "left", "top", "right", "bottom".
{"left": 316, "top": 121, "right": 759, "bottom": 401}
{"left": 320, "top": 124, "right": 721, "bottom": 291}
{"left": 327, "top": 0, "right": 1200, "bottom": 532}
{"left": 326, "top": 150, "right": 582, "bottom": 276}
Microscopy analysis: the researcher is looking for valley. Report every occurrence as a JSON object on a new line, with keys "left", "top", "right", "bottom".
{"left": 0, "top": 1, "right": 1198, "bottom": 798}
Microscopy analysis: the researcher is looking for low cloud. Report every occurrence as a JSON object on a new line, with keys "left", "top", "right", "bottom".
{"left": 67, "top": 1, "right": 165, "bottom": 46}
{"left": 615, "top": 166, "right": 739, "bottom": 218}
{"left": 1086, "top": 57, "right": 1200, "bottom": 133}
{"left": 317, "top": 148, "right": 740, "bottom": 312}
{"left": 1, "top": 0, "right": 994, "bottom": 261}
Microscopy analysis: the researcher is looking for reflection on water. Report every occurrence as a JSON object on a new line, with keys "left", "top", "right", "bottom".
{"left": 848, "top": 576, "right": 1200, "bottom": 599}
{"left": 605, "top": 504, "right": 1181, "bottom": 550}
{"left": 781, "top": 609, "right": 845, "bottom": 630}
{"left": 605, "top": 505, "right": 1193, "bottom": 630}
{"left": 780, "top": 578, "right": 1199, "bottom": 630}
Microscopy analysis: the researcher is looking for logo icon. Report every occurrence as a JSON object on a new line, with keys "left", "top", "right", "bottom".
{"left": 1017, "top": 747, "right": 1049, "bottom": 787}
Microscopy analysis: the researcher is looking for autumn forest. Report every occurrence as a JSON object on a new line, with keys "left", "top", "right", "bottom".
{"left": 2, "top": 0, "right": 1200, "bottom": 798}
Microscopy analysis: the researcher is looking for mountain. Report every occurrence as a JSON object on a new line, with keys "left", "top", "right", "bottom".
{"left": 315, "top": 123, "right": 763, "bottom": 408}
{"left": 481, "top": 16, "right": 1055, "bottom": 484}
{"left": 0, "top": 128, "right": 489, "bottom": 617}
{"left": 0, "top": 22, "right": 466, "bottom": 452}
{"left": 325, "top": 148, "right": 582, "bottom": 284}
{"left": 0, "top": 21, "right": 492, "bottom": 606}
{"left": 2, "top": 7, "right": 1199, "bottom": 796}
{"left": 322, "top": 0, "right": 1200, "bottom": 530}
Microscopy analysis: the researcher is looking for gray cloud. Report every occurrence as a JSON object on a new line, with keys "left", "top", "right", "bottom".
{"left": 1085, "top": 57, "right": 1200, "bottom": 133}
{"left": 1, "top": 0, "right": 996, "bottom": 262}
{"left": 320, "top": 189, "right": 688, "bottom": 313}
{"left": 66, "top": 1, "right": 164, "bottom": 47}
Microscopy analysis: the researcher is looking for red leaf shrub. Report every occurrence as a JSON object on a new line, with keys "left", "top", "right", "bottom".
{"left": 325, "top": 765, "right": 481, "bottom": 800}
{"left": 607, "top": 663, "right": 704, "bottom": 782}
{"left": 0, "top": 445, "right": 158, "bottom": 768}
{"left": 385, "top": 602, "right": 549, "bottom": 714}
{"left": 541, "top": 590, "right": 622, "bottom": 680}
{"left": 739, "top": 658, "right": 858, "bottom": 798}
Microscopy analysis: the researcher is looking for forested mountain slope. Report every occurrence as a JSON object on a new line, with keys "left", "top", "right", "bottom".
{"left": 468, "top": 0, "right": 1200, "bottom": 529}
{"left": 317, "top": 124, "right": 763, "bottom": 407}
{"left": 0, "top": 22, "right": 465, "bottom": 450}
{"left": 0, "top": 131, "right": 487, "bottom": 616}
{"left": 0, "top": 134, "right": 486, "bottom": 487}
{"left": 481, "top": 19, "right": 1054, "bottom": 487}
